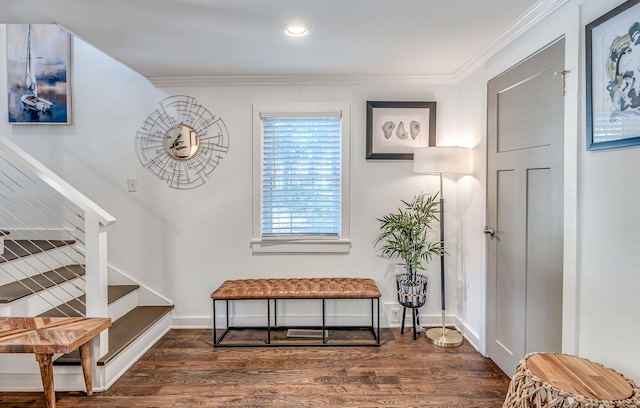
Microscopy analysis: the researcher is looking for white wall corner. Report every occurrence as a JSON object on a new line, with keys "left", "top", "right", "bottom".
{"left": 107, "top": 264, "right": 172, "bottom": 306}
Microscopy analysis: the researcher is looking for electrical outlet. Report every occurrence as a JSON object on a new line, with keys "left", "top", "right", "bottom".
{"left": 385, "top": 303, "right": 403, "bottom": 325}
{"left": 391, "top": 309, "right": 401, "bottom": 323}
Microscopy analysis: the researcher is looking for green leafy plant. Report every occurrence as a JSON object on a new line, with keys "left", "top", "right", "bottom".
{"left": 374, "top": 193, "right": 444, "bottom": 279}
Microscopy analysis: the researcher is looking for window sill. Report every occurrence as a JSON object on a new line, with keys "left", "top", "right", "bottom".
{"left": 251, "top": 239, "right": 351, "bottom": 254}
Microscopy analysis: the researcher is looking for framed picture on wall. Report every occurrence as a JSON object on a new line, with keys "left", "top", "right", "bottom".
{"left": 366, "top": 101, "right": 436, "bottom": 160}
{"left": 586, "top": 0, "right": 640, "bottom": 150}
{"left": 6, "top": 24, "right": 72, "bottom": 124}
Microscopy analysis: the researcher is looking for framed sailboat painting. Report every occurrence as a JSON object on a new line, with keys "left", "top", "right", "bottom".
{"left": 6, "top": 24, "right": 71, "bottom": 124}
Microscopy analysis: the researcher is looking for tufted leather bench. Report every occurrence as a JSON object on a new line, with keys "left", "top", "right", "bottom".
{"left": 211, "top": 278, "right": 381, "bottom": 347}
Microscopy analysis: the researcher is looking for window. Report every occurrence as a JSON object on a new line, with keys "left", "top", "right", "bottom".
{"left": 252, "top": 104, "right": 350, "bottom": 253}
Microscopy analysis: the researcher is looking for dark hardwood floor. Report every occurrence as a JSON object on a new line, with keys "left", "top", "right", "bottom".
{"left": 0, "top": 328, "right": 510, "bottom": 407}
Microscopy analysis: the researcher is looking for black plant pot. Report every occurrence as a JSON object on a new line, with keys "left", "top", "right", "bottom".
{"left": 396, "top": 272, "right": 428, "bottom": 309}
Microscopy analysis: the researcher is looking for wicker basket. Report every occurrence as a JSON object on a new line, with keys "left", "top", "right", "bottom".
{"left": 395, "top": 272, "right": 428, "bottom": 309}
{"left": 502, "top": 352, "right": 640, "bottom": 408}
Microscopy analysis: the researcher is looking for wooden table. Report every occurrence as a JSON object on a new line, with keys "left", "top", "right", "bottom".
{"left": 502, "top": 352, "right": 640, "bottom": 407}
{"left": 0, "top": 317, "right": 111, "bottom": 408}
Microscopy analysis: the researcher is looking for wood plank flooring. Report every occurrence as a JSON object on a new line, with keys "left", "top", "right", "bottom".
{"left": 0, "top": 328, "right": 510, "bottom": 407}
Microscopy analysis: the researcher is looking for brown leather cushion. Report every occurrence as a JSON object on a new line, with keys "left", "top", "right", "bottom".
{"left": 211, "top": 278, "right": 381, "bottom": 300}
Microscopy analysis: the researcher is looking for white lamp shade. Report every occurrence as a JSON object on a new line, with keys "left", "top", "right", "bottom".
{"left": 413, "top": 146, "right": 472, "bottom": 175}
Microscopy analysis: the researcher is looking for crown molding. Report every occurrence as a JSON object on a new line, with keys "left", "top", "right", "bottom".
{"left": 148, "top": 0, "right": 566, "bottom": 88}
{"left": 148, "top": 74, "right": 457, "bottom": 88}
{"left": 454, "top": 0, "right": 569, "bottom": 81}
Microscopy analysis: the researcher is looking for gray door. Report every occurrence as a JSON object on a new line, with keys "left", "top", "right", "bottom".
{"left": 486, "top": 39, "right": 565, "bottom": 377}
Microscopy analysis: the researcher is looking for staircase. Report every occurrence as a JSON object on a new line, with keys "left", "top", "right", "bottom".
{"left": 1, "top": 136, "right": 173, "bottom": 392}
{"left": 0, "top": 235, "right": 173, "bottom": 391}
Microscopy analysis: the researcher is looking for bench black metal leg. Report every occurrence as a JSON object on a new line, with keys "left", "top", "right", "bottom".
{"left": 274, "top": 299, "right": 278, "bottom": 327}
{"left": 322, "top": 299, "right": 327, "bottom": 343}
{"left": 212, "top": 299, "right": 216, "bottom": 345}
{"left": 226, "top": 300, "right": 229, "bottom": 327}
{"left": 267, "top": 299, "right": 271, "bottom": 344}
{"left": 376, "top": 298, "right": 381, "bottom": 345}
{"left": 213, "top": 299, "right": 231, "bottom": 346}
{"left": 370, "top": 299, "right": 374, "bottom": 329}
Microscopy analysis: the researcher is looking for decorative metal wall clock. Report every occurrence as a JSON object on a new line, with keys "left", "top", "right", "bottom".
{"left": 135, "top": 95, "right": 229, "bottom": 189}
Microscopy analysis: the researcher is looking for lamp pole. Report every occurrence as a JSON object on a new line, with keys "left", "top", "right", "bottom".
{"left": 413, "top": 146, "right": 471, "bottom": 347}
{"left": 424, "top": 172, "right": 463, "bottom": 347}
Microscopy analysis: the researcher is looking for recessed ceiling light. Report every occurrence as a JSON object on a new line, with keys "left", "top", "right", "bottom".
{"left": 284, "top": 24, "right": 308, "bottom": 37}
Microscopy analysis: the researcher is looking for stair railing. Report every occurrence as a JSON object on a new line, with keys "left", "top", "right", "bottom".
{"left": 0, "top": 136, "right": 116, "bottom": 357}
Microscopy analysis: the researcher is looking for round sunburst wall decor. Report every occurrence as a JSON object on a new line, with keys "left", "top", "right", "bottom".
{"left": 135, "top": 95, "right": 229, "bottom": 189}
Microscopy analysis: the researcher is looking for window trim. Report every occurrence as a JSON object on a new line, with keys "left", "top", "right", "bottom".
{"left": 251, "top": 103, "right": 351, "bottom": 254}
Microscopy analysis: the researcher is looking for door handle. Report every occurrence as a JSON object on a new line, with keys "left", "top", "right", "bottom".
{"left": 484, "top": 226, "right": 496, "bottom": 237}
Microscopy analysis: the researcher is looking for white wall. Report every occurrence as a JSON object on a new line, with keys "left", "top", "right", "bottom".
{"left": 0, "top": 29, "right": 465, "bottom": 329}
{"left": 456, "top": 0, "right": 640, "bottom": 383}
{"left": 4, "top": 0, "right": 638, "bottom": 384}
{"left": 577, "top": 0, "right": 640, "bottom": 385}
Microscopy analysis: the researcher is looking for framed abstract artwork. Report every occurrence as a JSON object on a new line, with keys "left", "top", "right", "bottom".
{"left": 366, "top": 101, "right": 436, "bottom": 160}
{"left": 6, "top": 24, "right": 72, "bottom": 124}
{"left": 586, "top": 0, "right": 640, "bottom": 150}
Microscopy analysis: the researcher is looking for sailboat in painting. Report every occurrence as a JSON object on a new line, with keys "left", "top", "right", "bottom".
{"left": 20, "top": 24, "right": 53, "bottom": 114}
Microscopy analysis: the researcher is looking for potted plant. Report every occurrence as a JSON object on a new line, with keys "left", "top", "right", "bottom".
{"left": 374, "top": 193, "right": 444, "bottom": 309}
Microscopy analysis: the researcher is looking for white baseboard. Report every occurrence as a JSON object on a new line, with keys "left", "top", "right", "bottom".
{"left": 171, "top": 316, "right": 212, "bottom": 328}
{"left": 166, "top": 310, "right": 480, "bottom": 350}
{"left": 455, "top": 317, "right": 481, "bottom": 351}
{"left": 173, "top": 312, "right": 466, "bottom": 330}
{"left": 175, "top": 314, "right": 385, "bottom": 328}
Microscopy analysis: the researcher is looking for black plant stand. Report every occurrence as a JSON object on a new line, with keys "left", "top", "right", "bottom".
{"left": 396, "top": 273, "right": 428, "bottom": 340}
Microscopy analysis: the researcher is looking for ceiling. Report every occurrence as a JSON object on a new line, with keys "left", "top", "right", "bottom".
{"left": 0, "top": 0, "right": 554, "bottom": 83}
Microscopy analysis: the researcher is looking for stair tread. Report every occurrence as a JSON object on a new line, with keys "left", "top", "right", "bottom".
{"left": 0, "top": 265, "right": 85, "bottom": 303}
{"left": 107, "top": 284, "right": 140, "bottom": 303}
{"left": 54, "top": 305, "right": 173, "bottom": 366}
{"left": 38, "top": 284, "right": 140, "bottom": 317}
{"left": 0, "top": 239, "right": 76, "bottom": 264}
{"left": 98, "top": 305, "right": 173, "bottom": 365}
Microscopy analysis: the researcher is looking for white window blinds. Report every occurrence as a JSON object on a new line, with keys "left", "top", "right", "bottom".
{"left": 261, "top": 115, "right": 342, "bottom": 237}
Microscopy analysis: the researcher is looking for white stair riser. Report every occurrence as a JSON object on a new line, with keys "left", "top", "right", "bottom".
{"left": 108, "top": 290, "right": 139, "bottom": 322}
{"left": 4, "top": 278, "right": 85, "bottom": 316}
{"left": 0, "top": 246, "right": 82, "bottom": 286}
{"left": 0, "top": 354, "right": 42, "bottom": 391}
{"left": 0, "top": 354, "right": 90, "bottom": 392}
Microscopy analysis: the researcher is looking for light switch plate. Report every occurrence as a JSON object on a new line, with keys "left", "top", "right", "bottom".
{"left": 127, "top": 177, "right": 138, "bottom": 192}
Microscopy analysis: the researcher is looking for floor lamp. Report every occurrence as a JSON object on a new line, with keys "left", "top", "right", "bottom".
{"left": 413, "top": 146, "right": 472, "bottom": 347}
